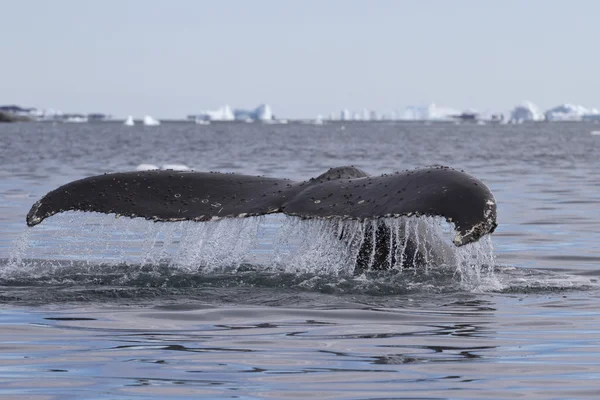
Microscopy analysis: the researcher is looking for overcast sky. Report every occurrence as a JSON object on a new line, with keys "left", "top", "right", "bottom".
{"left": 2, "top": 0, "right": 599, "bottom": 118}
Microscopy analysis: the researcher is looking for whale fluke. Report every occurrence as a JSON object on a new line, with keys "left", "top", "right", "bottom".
{"left": 26, "top": 166, "right": 497, "bottom": 247}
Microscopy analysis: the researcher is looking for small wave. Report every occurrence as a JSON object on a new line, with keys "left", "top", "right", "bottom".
{"left": 0, "top": 259, "right": 594, "bottom": 305}
{"left": 492, "top": 265, "right": 597, "bottom": 293}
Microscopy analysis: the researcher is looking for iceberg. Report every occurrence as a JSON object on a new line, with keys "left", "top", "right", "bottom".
{"left": 36, "top": 108, "right": 63, "bottom": 121}
{"left": 194, "top": 105, "right": 235, "bottom": 122}
{"left": 254, "top": 104, "right": 273, "bottom": 121}
{"left": 143, "top": 115, "right": 160, "bottom": 126}
{"left": 192, "top": 104, "right": 275, "bottom": 122}
{"left": 545, "top": 104, "right": 599, "bottom": 121}
{"left": 124, "top": 116, "right": 135, "bottom": 126}
{"left": 233, "top": 104, "right": 274, "bottom": 122}
{"left": 360, "top": 109, "right": 371, "bottom": 121}
{"left": 400, "top": 103, "right": 459, "bottom": 121}
{"left": 509, "top": 101, "right": 545, "bottom": 122}
{"left": 63, "top": 114, "right": 88, "bottom": 123}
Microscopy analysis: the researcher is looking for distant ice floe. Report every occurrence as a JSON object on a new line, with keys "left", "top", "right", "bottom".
{"left": 63, "top": 115, "right": 88, "bottom": 123}
{"left": 33, "top": 108, "right": 64, "bottom": 121}
{"left": 326, "top": 101, "right": 600, "bottom": 124}
{"left": 143, "top": 115, "right": 160, "bottom": 126}
{"left": 194, "top": 105, "right": 235, "bottom": 122}
{"left": 124, "top": 116, "right": 135, "bottom": 126}
{"left": 401, "top": 104, "right": 460, "bottom": 121}
{"left": 545, "top": 104, "right": 600, "bottom": 121}
{"left": 135, "top": 164, "right": 190, "bottom": 171}
{"left": 509, "top": 102, "right": 600, "bottom": 123}
{"left": 333, "top": 104, "right": 458, "bottom": 122}
{"left": 510, "top": 101, "right": 545, "bottom": 122}
{"left": 238, "top": 104, "right": 273, "bottom": 121}
{"left": 190, "top": 104, "right": 276, "bottom": 122}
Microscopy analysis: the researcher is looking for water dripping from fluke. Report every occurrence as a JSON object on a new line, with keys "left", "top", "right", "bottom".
{"left": 1, "top": 212, "right": 503, "bottom": 294}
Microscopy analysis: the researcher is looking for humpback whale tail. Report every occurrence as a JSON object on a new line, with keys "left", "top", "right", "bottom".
{"left": 26, "top": 166, "right": 497, "bottom": 270}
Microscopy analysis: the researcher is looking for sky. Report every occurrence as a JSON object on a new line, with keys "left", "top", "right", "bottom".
{"left": 2, "top": 0, "right": 599, "bottom": 119}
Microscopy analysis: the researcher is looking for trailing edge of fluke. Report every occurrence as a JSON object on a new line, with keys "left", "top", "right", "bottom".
{"left": 26, "top": 166, "right": 497, "bottom": 246}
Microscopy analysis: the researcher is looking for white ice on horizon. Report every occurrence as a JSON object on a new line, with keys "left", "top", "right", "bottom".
{"left": 143, "top": 115, "right": 161, "bottom": 126}
{"left": 509, "top": 102, "right": 600, "bottom": 122}
{"left": 192, "top": 104, "right": 274, "bottom": 122}
{"left": 235, "top": 104, "right": 273, "bottom": 122}
{"left": 510, "top": 101, "right": 545, "bottom": 122}
{"left": 333, "top": 104, "right": 458, "bottom": 122}
{"left": 195, "top": 105, "right": 235, "bottom": 122}
{"left": 401, "top": 103, "right": 459, "bottom": 121}
{"left": 545, "top": 104, "right": 600, "bottom": 121}
{"left": 124, "top": 116, "right": 135, "bottom": 126}
{"left": 255, "top": 104, "right": 273, "bottom": 121}
{"left": 327, "top": 101, "right": 600, "bottom": 123}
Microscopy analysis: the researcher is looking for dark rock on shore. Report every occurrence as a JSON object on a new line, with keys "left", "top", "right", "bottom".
{"left": 0, "top": 111, "right": 32, "bottom": 122}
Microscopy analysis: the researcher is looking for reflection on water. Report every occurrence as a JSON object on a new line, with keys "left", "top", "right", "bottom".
{"left": 2, "top": 293, "right": 600, "bottom": 399}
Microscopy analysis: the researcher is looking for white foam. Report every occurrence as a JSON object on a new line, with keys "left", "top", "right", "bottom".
{"left": 4, "top": 230, "right": 31, "bottom": 276}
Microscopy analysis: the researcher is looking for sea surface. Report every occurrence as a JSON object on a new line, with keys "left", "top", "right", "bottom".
{"left": 1, "top": 121, "right": 599, "bottom": 399}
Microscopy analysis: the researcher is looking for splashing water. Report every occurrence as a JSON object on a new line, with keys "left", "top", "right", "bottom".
{"left": 4, "top": 212, "right": 498, "bottom": 290}
{"left": 267, "top": 216, "right": 498, "bottom": 290}
{"left": 5, "top": 230, "right": 31, "bottom": 272}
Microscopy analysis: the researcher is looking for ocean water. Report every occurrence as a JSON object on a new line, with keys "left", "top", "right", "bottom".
{"left": 1, "top": 121, "right": 599, "bottom": 399}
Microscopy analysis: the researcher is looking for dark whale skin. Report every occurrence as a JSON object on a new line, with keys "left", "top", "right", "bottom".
{"left": 26, "top": 166, "right": 497, "bottom": 247}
